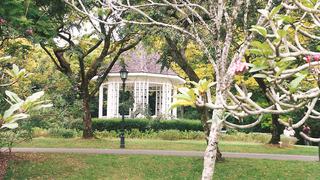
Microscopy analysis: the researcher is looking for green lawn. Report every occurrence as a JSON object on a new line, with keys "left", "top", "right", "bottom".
{"left": 5, "top": 153, "right": 320, "bottom": 180}
{"left": 15, "top": 137, "right": 318, "bottom": 156}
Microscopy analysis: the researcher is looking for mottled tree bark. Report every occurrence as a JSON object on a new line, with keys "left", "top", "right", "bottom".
{"left": 201, "top": 110, "right": 223, "bottom": 180}
{"left": 81, "top": 82, "right": 93, "bottom": 139}
{"left": 269, "top": 114, "right": 282, "bottom": 144}
{"left": 166, "top": 36, "right": 223, "bottom": 161}
{"left": 247, "top": 55, "right": 283, "bottom": 145}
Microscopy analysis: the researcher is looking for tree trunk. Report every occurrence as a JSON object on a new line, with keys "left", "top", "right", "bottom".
{"left": 269, "top": 114, "right": 281, "bottom": 144}
{"left": 199, "top": 106, "right": 223, "bottom": 162}
{"left": 201, "top": 110, "right": 223, "bottom": 180}
{"left": 253, "top": 73, "right": 282, "bottom": 145}
{"left": 82, "top": 85, "right": 93, "bottom": 139}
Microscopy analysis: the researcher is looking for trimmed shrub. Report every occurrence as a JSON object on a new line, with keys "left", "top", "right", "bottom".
{"left": 220, "top": 132, "right": 271, "bottom": 144}
{"left": 93, "top": 129, "right": 205, "bottom": 140}
{"left": 280, "top": 135, "right": 298, "bottom": 146}
{"left": 32, "top": 127, "right": 49, "bottom": 137}
{"left": 91, "top": 118, "right": 203, "bottom": 132}
{"left": 94, "top": 130, "right": 119, "bottom": 139}
{"left": 48, "top": 128, "right": 78, "bottom": 138}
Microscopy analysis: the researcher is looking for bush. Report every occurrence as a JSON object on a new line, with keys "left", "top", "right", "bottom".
{"left": 220, "top": 132, "right": 271, "bottom": 144}
{"left": 94, "top": 129, "right": 205, "bottom": 141}
{"left": 226, "top": 128, "right": 238, "bottom": 135}
{"left": 32, "top": 127, "right": 49, "bottom": 137}
{"left": 157, "top": 130, "right": 184, "bottom": 140}
{"left": 0, "top": 129, "right": 32, "bottom": 153}
{"left": 280, "top": 135, "right": 298, "bottom": 146}
{"left": 94, "top": 130, "right": 119, "bottom": 139}
{"left": 91, "top": 118, "right": 203, "bottom": 132}
{"left": 48, "top": 128, "right": 78, "bottom": 138}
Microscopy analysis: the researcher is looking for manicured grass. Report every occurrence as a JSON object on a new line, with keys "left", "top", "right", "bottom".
{"left": 16, "top": 137, "right": 318, "bottom": 156}
{"left": 5, "top": 153, "right": 320, "bottom": 180}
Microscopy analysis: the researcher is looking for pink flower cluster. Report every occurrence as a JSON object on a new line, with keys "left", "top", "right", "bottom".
{"left": 305, "top": 55, "right": 320, "bottom": 63}
{"left": 0, "top": 17, "right": 6, "bottom": 25}
{"left": 231, "top": 59, "right": 249, "bottom": 75}
{"left": 25, "top": 29, "right": 33, "bottom": 35}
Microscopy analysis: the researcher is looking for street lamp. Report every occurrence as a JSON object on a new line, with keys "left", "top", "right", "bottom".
{"left": 119, "top": 66, "right": 128, "bottom": 148}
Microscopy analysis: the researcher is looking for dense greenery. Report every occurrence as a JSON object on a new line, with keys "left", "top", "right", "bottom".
{"left": 91, "top": 118, "right": 203, "bottom": 132}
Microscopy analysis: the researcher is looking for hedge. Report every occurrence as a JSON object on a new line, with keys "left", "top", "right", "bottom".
{"left": 91, "top": 118, "right": 203, "bottom": 132}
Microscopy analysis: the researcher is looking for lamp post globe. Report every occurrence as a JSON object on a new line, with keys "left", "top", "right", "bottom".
{"left": 120, "top": 66, "right": 128, "bottom": 82}
{"left": 119, "top": 66, "right": 128, "bottom": 148}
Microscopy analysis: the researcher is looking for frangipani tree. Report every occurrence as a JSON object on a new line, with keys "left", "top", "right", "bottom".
{"left": 65, "top": 0, "right": 320, "bottom": 179}
{"left": 0, "top": 61, "right": 52, "bottom": 130}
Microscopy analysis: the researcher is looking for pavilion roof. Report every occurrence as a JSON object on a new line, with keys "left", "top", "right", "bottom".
{"left": 110, "top": 44, "right": 177, "bottom": 76}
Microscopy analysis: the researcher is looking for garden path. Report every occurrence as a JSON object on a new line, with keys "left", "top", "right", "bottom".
{"left": 6, "top": 148, "right": 318, "bottom": 161}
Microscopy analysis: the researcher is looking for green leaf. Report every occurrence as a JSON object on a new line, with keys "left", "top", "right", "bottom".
{"left": 249, "top": 65, "right": 268, "bottom": 73}
{"left": 253, "top": 74, "right": 267, "bottom": 78}
{"left": 250, "top": 25, "right": 267, "bottom": 37}
{"left": 3, "top": 103, "right": 23, "bottom": 119}
{"left": 281, "top": 57, "right": 296, "bottom": 62}
{"left": 12, "top": 64, "right": 19, "bottom": 75}
{"left": 277, "top": 29, "right": 287, "bottom": 38}
{"left": 170, "top": 100, "right": 195, "bottom": 109}
{"left": 289, "top": 73, "right": 307, "bottom": 92}
{"left": 33, "top": 103, "right": 53, "bottom": 110}
{"left": 270, "top": 4, "right": 283, "bottom": 19}
{"left": 248, "top": 49, "right": 263, "bottom": 55}
{"left": 25, "top": 91, "right": 44, "bottom": 102}
{"left": 5, "top": 90, "right": 23, "bottom": 104}
{"left": 1, "top": 122, "right": 18, "bottom": 129}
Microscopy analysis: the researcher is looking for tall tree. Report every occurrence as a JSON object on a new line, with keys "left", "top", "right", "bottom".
{"left": 39, "top": 2, "right": 142, "bottom": 138}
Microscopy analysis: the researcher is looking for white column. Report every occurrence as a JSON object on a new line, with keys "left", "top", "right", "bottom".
{"left": 155, "top": 85, "right": 158, "bottom": 116}
{"left": 146, "top": 81, "right": 149, "bottom": 111}
{"left": 142, "top": 81, "right": 145, "bottom": 110}
{"left": 172, "top": 86, "right": 177, "bottom": 118}
{"left": 134, "top": 81, "right": 137, "bottom": 111}
{"left": 98, "top": 84, "right": 104, "bottom": 118}
{"left": 116, "top": 82, "right": 120, "bottom": 117}
{"left": 138, "top": 81, "right": 141, "bottom": 106}
{"left": 161, "top": 83, "right": 167, "bottom": 115}
{"left": 107, "top": 83, "right": 113, "bottom": 118}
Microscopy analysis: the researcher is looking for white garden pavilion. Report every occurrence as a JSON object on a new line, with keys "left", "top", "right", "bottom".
{"left": 98, "top": 45, "right": 185, "bottom": 119}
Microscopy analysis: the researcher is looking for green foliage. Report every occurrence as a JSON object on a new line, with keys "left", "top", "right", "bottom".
{"left": 221, "top": 132, "right": 271, "bottom": 144}
{"left": 77, "top": 118, "right": 204, "bottom": 132}
{"left": 48, "top": 128, "right": 78, "bottom": 138}
{"left": 250, "top": 25, "right": 267, "bottom": 37}
{"left": 289, "top": 72, "right": 307, "bottom": 93}
{"left": 94, "top": 129, "right": 205, "bottom": 140}
{"left": 0, "top": 129, "right": 32, "bottom": 152}
{"left": 31, "top": 127, "right": 49, "bottom": 137}
{"left": 171, "top": 79, "right": 215, "bottom": 109}
{"left": 1, "top": 90, "right": 52, "bottom": 129}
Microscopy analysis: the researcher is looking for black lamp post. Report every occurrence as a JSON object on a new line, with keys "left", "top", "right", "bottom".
{"left": 119, "top": 66, "right": 128, "bottom": 148}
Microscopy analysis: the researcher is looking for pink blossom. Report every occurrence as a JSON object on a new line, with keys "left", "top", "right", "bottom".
{"left": 313, "top": 54, "right": 320, "bottom": 61}
{"left": 0, "top": 18, "right": 6, "bottom": 25}
{"left": 231, "top": 59, "right": 248, "bottom": 75}
{"left": 305, "top": 55, "right": 312, "bottom": 63}
{"left": 25, "top": 29, "right": 33, "bottom": 36}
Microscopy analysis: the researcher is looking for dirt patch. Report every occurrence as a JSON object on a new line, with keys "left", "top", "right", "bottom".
{"left": 13, "top": 153, "right": 50, "bottom": 163}
{"left": 0, "top": 153, "right": 11, "bottom": 180}
{"left": 0, "top": 152, "right": 51, "bottom": 179}
{"left": 0, "top": 153, "right": 19, "bottom": 178}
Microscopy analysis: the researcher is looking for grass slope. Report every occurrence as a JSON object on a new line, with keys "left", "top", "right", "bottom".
{"left": 5, "top": 153, "right": 320, "bottom": 180}
{"left": 16, "top": 138, "right": 318, "bottom": 156}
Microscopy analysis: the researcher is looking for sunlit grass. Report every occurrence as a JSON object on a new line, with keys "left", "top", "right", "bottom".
{"left": 15, "top": 137, "right": 318, "bottom": 156}
{"left": 5, "top": 153, "right": 320, "bottom": 180}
